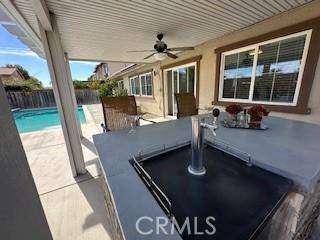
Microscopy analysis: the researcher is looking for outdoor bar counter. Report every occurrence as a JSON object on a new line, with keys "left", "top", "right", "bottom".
{"left": 93, "top": 115, "right": 320, "bottom": 240}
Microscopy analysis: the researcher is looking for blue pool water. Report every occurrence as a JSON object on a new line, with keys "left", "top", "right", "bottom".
{"left": 13, "top": 106, "right": 86, "bottom": 133}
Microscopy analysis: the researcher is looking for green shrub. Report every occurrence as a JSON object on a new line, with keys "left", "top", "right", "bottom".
{"left": 99, "top": 80, "right": 118, "bottom": 97}
{"left": 113, "top": 87, "right": 128, "bottom": 96}
{"left": 3, "top": 78, "right": 44, "bottom": 91}
{"left": 73, "top": 80, "right": 87, "bottom": 89}
{"left": 87, "top": 80, "right": 101, "bottom": 89}
{"left": 73, "top": 80, "right": 102, "bottom": 89}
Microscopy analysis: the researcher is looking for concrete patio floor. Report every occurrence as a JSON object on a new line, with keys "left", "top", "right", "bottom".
{"left": 19, "top": 104, "right": 169, "bottom": 240}
{"left": 19, "top": 106, "right": 111, "bottom": 240}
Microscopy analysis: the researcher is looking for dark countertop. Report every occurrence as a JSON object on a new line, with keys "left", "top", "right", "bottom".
{"left": 93, "top": 115, "right": 320, "bottom": 239}
{"left": 141, "top": 145, "right": 292, "bottom": 240}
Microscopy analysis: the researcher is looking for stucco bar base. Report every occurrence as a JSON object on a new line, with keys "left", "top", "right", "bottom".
{"left": 264, "top": 182, "right": 320, "bottom": 239}
{"left": 100, "top": 173, "right": 124, "bottom": 240}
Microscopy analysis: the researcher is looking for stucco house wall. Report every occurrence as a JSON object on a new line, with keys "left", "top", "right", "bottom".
{"left": 116, "top": 1, "right": 320, "bottom": 124}
{"left": 119, "top": 63, "right": 164, "bottom": 116}
{"left": 93, "top": 62, "right": 133, "bottom": 80}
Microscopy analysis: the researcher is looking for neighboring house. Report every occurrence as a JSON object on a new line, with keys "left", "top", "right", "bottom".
{"left": 87, "top": 74, "right": 97, "bottom": 81}
{"left": 0, "top": 67, "right": 25, "bottom": 81}
{"left": 109, "top": 12, "right": 320, "bottom": 125}
{"left": 90, "top": 62, "right": 133, "bottom": 80}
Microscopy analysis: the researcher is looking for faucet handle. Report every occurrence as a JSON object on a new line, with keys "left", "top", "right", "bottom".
{"left": 212, "top": 108, "right": 220, "bottom": 117}
{"left": 212, "top": 108, "right": 220, "bottom": 129}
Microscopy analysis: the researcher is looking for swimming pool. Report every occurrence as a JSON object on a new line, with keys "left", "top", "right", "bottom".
{"left": 13, "top": 106, "right": 86, "bottom": 133}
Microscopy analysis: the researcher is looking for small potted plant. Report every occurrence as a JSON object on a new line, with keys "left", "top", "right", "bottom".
{"left": 225, "top": 104, "right": 243, "bottom": 122}
{"left": 248, "top": 105, "right": 269, "bottom": 128}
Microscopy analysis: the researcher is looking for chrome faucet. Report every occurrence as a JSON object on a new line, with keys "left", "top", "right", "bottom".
{"left": 188, "top": 109, "right": 220, "bottom": 176}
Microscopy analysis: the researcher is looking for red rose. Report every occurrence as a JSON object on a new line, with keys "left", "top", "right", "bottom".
{"left": 226, "top": 104, "right": 243, "bottom": 115}
{"left": 248, "top": 105, "right": 269, "bottom": 120}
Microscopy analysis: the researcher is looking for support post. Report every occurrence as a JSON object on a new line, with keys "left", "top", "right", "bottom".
{"left": 64, "top": 53, "right": 82, "bottom": 137}
{"left": 0, "top": 80, "right": 52, "bottom": 239}
{"left": 38, "top": 14, "right": 86, "bottom": 176}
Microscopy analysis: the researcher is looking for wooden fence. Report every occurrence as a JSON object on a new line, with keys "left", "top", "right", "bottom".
{"left": 6, "top": 89, "right": 100, "bottom": 109}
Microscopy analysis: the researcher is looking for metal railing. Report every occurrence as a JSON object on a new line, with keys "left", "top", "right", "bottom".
{"left": 131, "top": 156, "right": 173, "bottom": 218}
{"left": 206, "top": 136, "right": 252, "bottom": 166}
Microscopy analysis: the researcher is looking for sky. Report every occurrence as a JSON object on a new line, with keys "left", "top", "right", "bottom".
{"left": 0, "top": 25, "right": 98, "bottom": 87}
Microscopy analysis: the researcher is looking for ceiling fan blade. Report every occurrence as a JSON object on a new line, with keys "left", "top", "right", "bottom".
{"left": 166, "top": 47, "right": 194, "bottom": 51}
{"left": 127, "top": 50, "right": 155, "bottom": 52}
{"left": 166, "top": 52, "right": 178, "bottom": 59}
{"left": 144, "top": 52, "right": 156, "bottom": 59}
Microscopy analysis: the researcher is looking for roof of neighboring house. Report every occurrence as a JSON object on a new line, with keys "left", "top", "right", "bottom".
{"left": 109, "top": 64, "right": 142, "bottom": 79}
{"left": 0, "top": 67, "right": 25, "bottom": 80}
{"left": 0, "top": 67, "right": 17, "bottom": 75}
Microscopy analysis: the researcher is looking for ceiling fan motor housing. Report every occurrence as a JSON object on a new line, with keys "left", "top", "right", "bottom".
{"left": 154, "top": 42, "right": 167, "bottom": 52}
{"left": 157, "top": 33, "right": 164, "bottom": 41}
{"left": 128, "top": 33, "right": 193, "bottom": 59}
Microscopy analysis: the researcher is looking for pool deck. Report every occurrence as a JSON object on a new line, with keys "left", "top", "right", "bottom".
{"left": 19, "top": 103, "right": 168, "bottom": 240}
{"left": 19, "top": 105, "right": 112, "bottom": 240}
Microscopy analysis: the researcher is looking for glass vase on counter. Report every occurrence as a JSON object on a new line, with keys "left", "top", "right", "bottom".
{"left": 238, "top": 108, "right": 250, "bottom": 128}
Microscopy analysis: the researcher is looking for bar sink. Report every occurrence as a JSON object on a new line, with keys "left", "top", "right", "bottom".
{"left": 131, "top": 144, "right": 292, "bottom": 240}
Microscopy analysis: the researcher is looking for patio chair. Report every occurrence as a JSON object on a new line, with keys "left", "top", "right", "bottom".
{"left": 100, "top": 96, "right": 155, "bottom": 132}
{"left": 175, "top": 93, "right": 198, "bottom": 119}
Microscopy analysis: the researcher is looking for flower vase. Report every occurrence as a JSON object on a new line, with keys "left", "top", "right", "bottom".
{"left": 228, "top": 113, "right": 237, "bottom": 123}
{"left": 250, "top": 116, "right": 262, "bottom": 128}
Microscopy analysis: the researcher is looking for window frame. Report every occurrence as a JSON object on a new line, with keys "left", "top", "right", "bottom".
{"left": 218, "top": 29, "right": 312, "bottom": 107}
{"left": 130, "top": 72, "right": 153, "bottom": 97}
{"left": 129, "top": 75, "right": 140, "bottom": 96}
{"left": 104, "top": 63, "right": 109, "bottom": 77}
{"left": 139, "top": 72, "right": 153, "bottom": 97}
{"left": 118, "top": 80, "right": 124, "bottom": 89}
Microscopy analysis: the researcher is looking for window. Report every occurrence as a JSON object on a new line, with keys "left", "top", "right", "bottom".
{"left": 118, "top": 80, "right": 124, "bottom": 89}
{"left": 140, "top": 73, "right": 153, "bottom": 96}
{"left": 219, "top": 30, "right": 312, "bottom": 106}
{"left": 104, "top": 64, "right": 109, "bottom": 77}
{"left": 165, "top": 63, "right": 196, "bottom": 116}
{"left": 130, "top": 76, "right": 140, "bottom": 95}
{"left": 130, "top": 72, "right": 153, "bottom": 97}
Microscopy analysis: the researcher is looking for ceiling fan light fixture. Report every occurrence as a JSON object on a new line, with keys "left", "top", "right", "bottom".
{"left": 154, "top": 52, "right": 167, "bottom": 61}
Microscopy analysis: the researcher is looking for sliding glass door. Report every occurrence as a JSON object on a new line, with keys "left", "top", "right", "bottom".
{"left": 166, "top": 63, "right": 196, "bottom": 116}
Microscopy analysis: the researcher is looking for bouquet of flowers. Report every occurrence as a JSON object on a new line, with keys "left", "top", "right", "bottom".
{"left": 225, "top": 104, "right": 243, "bottom": 115}
{"left": 248, "top": 105, "right": 269, "bottom": 127}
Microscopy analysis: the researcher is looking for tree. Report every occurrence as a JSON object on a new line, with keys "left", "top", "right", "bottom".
{"left": 99, "top": 80, "right": 118, "bottom": 97}
{"left": 3, "top": 78, "right": 43, "bottom": 91}
{"left": 3, "top": 64, "right": 44, "bottom": 90}
{"left": 5, "top": 64, "right": 30, "bottom": 80}
{"left": 99, "top": 80, "right": 128, "bottom": 97}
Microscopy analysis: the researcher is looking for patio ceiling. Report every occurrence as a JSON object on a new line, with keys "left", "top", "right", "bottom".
{"left": 1, "top": 0, "right": 316, "bottom": 63}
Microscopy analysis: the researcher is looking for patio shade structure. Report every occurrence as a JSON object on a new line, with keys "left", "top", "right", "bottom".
{"left": 0, "top": 0, "right": 316, "bottom": 177}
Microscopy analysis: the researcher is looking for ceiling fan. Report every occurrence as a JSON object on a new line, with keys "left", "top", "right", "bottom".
{"left": 128, "top": 33, "right": 194, "bottom": 60}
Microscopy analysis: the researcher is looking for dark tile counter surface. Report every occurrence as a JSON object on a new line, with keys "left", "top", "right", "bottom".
{"left": 93, "top": 115, "right": 320, "bottom": 239}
